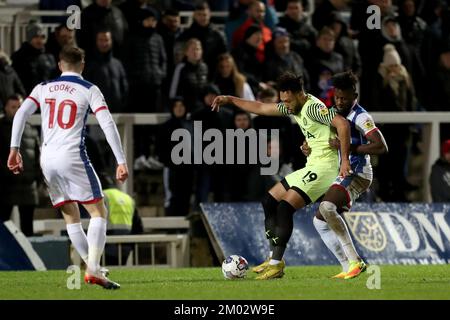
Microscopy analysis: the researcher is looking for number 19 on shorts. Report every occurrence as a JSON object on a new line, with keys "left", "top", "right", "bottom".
{"left": 302, "top": 171, "right": 317, "bottom": 185}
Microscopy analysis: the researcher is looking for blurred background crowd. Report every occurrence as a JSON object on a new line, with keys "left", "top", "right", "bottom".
{"left": 0, "top": 0, "right": 450, "bottom": 238}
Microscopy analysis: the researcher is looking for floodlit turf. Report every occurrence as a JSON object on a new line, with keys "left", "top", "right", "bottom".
{"left": 0, "top": 265, "right": 449, "bottom": 300}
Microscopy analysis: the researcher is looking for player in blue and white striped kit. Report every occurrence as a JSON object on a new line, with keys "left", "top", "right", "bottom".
{"left": 303, "top": 71, "right": 388, "bottom": 279}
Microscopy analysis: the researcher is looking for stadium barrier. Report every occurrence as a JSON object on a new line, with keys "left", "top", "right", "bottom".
{"left": 201, "top": 202, "right": 450, "bottom": 266}
{"left": 27, "top": 111, "right": 449, "bottom": 202}
{"left": 34, "top": 217, "right": 190, "bottom": 268}
{"left": 0, "top": 220, "right": 46, "bottom": 270}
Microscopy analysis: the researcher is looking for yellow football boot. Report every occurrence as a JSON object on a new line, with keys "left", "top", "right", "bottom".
{"left": 255, "top": 260, "right": 285, "bottom": 280}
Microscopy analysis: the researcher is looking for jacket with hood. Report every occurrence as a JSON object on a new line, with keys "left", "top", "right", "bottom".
{"left": 11, "top": 42, "right": 57, "bottom": 94}
{"left": 178, "top": 21, "right": 227, "bottom": 79}
{"left": 84, "top": 49, "right": 129, "bottom": 113}
{"left": 430, "top": 158, "right": 450, "bottom": 202}
{"left": 0, "top": 52, "right": 26, "bottom": 109}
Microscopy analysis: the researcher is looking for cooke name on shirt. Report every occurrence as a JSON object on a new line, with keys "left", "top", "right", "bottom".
{"left": 49, "top": 84, "right": 76, "bottom": 94}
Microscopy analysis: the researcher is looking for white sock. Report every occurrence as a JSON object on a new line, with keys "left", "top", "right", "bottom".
{"left": 319, "top": 202, "right": 359, "bottom": 262}
{"left": 313, "top": 217, "right": 348, "bottom": 272}
{"left": 87, "top": 217, "right": 107, "bottom": 273}
{"left": 269, "top": 259, "right": 281, "bottom": 265}
{"left": 269, "top": 251, "right": 273, "bottom": 258}
{"left": 66, "top": 222, "right": 89, "bottom": 265}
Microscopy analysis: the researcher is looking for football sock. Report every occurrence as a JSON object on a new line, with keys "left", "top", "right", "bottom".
{"left": 66, "top": 222, "right": 89, "bottom": 264}
{"left": 319, "top": 201, "right": 359, "bottom": 262}
{"left": 313, "top": 216, "right": 349, "bottom": 272}
{"left": 271, "top": 200, "right": 296, "bottom": 260}
{"left": 262, "top": 192, "right": 278, "bottom": 253}
{"left": 269, "top": 259, "right": 281, "bottom": 265}
{"left": 87, "top": 217, "right": 107, "bottom": 274}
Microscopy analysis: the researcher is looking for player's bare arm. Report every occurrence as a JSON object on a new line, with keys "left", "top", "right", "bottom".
{"left": 329, "top": 129, "right": 388, "bottom": 155}
{"left": 331, "top": 114, "right": 351, "bottom": 177}
{"left": 211, "top": 95, "right": 282, "bottom": 116}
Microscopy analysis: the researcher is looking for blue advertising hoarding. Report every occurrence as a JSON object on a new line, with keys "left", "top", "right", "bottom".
{"left": 201, "top": 203, "right": 450, "bottom": 266}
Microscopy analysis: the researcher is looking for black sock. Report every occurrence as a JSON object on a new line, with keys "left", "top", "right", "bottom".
{"left": 271, "top": 200, "right": 296, "bottom": 260}
{"left": 262, "top": 192, "right": 278, "bottom": 250}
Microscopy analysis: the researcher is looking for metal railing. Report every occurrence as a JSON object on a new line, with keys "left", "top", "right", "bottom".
{"left": 26, "top": 112, "right": 450, "bottom": 203}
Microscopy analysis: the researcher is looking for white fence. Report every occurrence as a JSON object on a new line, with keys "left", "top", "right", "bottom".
{"left": 27, "top": 112, "right": 450, "bottom": 203}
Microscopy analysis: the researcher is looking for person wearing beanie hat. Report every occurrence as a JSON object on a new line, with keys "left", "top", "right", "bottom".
{"left": 381, "top": 43, "right": 402, "bottom": 66}
{"left": 244, "top": 24, "right": 263, "bottom": 42}
{"left": 430, "top": 139, "right": 450, "bottom": 202}
{"left": 26, "top": 21, "right": 46, "bottom": 43}
{"left": 375, "top": 44, "right": 417, "bottom": 202}
{"left": 11, "top": 20, "right": 57, "bottom": 93}
{"left": 378, "top": 44, "right": 413, "bottom": 99}
{"left": 272, "top": 26, "right": 289, "bottom": 40}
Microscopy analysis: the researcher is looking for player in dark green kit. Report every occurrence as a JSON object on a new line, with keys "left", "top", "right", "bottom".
{"left": 211, "top": 73, "right": 351, "bottom": 279}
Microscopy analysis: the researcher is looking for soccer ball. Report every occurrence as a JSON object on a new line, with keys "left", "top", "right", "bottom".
{"left": 221, "top": 255, "right": 249, "bottom": 279}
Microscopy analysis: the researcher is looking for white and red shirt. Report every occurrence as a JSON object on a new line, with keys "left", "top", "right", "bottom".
{"left": 11, "top": 71, "right": 125, "bottom": 164}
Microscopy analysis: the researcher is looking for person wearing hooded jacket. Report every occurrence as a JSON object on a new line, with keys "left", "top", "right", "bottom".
{"left": 11, "top": 21, "right": 57, "bottom": 94}
{"left": 430, "top": 140, "right": 450, "bottom": 202}
{"left": 124, "top": 7, "right": 167, "bottom": 112}
{"left": 84, "top": 30, "right": 128, "bottom": 113}
{"left": 177, "top": 2, "right": 227, "bottom": 80}
{"left": 0, "top": 50, "right": 26, "bottom": 110}
{"left": 156, "top": 98, "right": 194, "bottom": 217}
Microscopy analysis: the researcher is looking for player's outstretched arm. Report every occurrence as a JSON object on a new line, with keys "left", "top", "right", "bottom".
{"left": 211, "top": 95, "right": 281, "bottom": 116}
{"left": 331, "top": 114, "right": 351, "bottom": 177}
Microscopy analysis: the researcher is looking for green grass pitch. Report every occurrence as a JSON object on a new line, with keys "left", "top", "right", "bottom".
{"left": 0, "top": 265, "right": 449, "bottom": 300}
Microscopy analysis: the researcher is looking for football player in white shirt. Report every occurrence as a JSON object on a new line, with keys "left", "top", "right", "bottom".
{"left": 303, "top": 71, "right": 388, "bottom": 280}
{"left": 8, "top": 46, "right": 128, "bottom": 289}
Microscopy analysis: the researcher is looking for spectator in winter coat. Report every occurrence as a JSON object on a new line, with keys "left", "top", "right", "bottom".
{"left": 45, "top": 24, "right": 76, "bottom": 63}
{"left": 124, "top": 8, "right": 167, "bottom": 112}
{"left": 77, "top": 0, "right": 128, "bottom": 61}
{"left": 305, "top": 27, "right": 344, "bottom": 97}
{"left": 170, "top": 38, "right": 208, "bottom": 113}
{"left": 11, "top": 21, "right": 57, "bottom": 94}
{"left": 0, "top": 95, "right": 40, "bottom": 236}
{"left": 430, "top": 140, "right": 450, "bottom": 202}
{"left": 84, "top": 30, "right": 128, "bottom": 113}
{"left": 231, "top": 24, "right": 266, "bottom": 96}
{"left": 177, "top": 2, "right": 227, "bottom": 79}
{"left": 0, "top": 50, "right": 25, "bottom": 110}
{"left": 156, "top": 98, "right": 194, "bottom": 217}
{"left": 263, "top": 27, "right": 310, "bottom": 90}
{"left": 277, "top": 0, "right": 316, "bottom": 57}
{"left": 231, "top": 0, "right": 272, "bottom": 62}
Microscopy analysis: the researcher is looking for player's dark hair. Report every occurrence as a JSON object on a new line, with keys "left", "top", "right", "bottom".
{"left": 332, "top": 70, "right": 358, "bottom": 93}
{"left": 277, "top": 72, "right": 304, "bottom": 93}
{"left": 59, "top": 46, "right": 85, "bottom": 65}
{"left": 6, "top": 93, "right": 23, "bottom": 103}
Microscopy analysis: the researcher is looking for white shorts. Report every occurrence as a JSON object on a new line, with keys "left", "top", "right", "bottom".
{"left": 331, "top": 174, "right": 372, "bottom": 210}
{"left": 40, "top": 149, "right": 103, "bottom": 208}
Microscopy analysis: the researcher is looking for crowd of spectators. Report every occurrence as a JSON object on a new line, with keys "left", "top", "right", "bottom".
{"left": 1, "top": 0, "right": 450, "bottom": 221}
